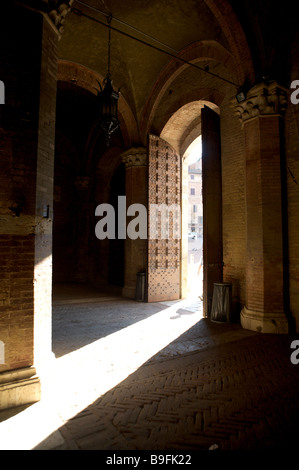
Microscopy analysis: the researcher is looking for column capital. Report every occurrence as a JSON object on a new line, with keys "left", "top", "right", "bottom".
{"left": 121, "top": 147, "right": 147, "bottom": 169}
{"left": 18, "top": 0, "right": 74, "bottom": 33}
{"left": 233, "top": 81, "right": 288, "bottom": 124}
{"left": 48, "top": 0, "right": 74, "bottom": 32}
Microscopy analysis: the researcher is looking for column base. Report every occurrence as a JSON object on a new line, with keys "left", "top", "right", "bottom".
{"left": 0, "top": 366, "right": 41, "bottom": 411}
{"left": 122, "top": 285, "right": 136, "bottom": 299}
{"left": 241, "top": 307, "right": 289, "bottom": 334}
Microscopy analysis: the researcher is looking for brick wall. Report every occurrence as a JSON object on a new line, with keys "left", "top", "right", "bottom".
{"left": 244, "top": 115, "right": 285, "bottom": 315}
{"left": 0, "top": 5, "right": 40, "bottom": 373}
{"left": 0, "top": 235, "right": 35, "bottom": 371}
{"left": 34, "top": 15, "right": 58, "bottom": 368}
{"left": 0, "top": 4, "right": 58, "bottom": 372}
{"left": 220, "top": 95, "right": 246, "bottom": 318}
{"left": 285, "top": 33, "right": 299, "bottom": 332}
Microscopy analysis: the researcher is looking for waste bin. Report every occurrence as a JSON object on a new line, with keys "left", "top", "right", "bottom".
{"left": 135, "top": 272, "right": 146, "bottom": 302}
{"left": 210, "top": 282, "right": 232, "bottom": 323}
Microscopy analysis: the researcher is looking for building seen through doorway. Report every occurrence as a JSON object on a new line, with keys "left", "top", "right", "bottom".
{"left": 186, "top": 137, "right": 203, "bottom": 298}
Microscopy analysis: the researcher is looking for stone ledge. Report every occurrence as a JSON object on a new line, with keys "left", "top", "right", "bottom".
{"left": 241, "top": 307, "right": 289, "bottom": 334}
{"left": 0, "top": 367, "right": 41, "bottom": 411}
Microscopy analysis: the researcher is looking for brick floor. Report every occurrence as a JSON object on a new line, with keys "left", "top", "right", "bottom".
{"left": 1, "top": 289, "right": 298, "bottom": 451}
{"left": 40, "top": 320, "right": 299, "bottom": 450}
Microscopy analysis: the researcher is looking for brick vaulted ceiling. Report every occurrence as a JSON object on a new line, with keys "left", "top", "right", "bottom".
{"left": 53, "top": 0, "right": 298, "bottom": 145}
{"left": 58, "top": 0, "right": 245, "bottom": 124}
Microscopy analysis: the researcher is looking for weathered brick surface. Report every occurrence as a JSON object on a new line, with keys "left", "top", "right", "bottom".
{"left": 221, "top": 99, "right": 246, "bottom": 317}
{"left": 285, "top": 33, "right": 299, "bottom": 332}
{"left": 0, "top": 4, "right": 58, "bottom": 372}
{"left": 44, "top": 323, "right": 299, "bottom": 450}
{"left": 0, "top": 234, "right": 35, "bottom": 371}
{"left": 244, "top": 115, "right": 285, "bottom": 315}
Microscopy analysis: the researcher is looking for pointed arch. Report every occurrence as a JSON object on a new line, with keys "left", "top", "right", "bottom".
{"left": 139, "top": 39, "right": 251, "bottom": 143}
{"left": 203, "top": 0, "right": 254, "bottom": 81}
{"left": 57, "top": 60, "right": 139, "bottom": 148}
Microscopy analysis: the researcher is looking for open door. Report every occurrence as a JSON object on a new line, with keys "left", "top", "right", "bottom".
{"left": 202, "top": 106, "right": 223, "bottom": 317}
{"left": 147, "top": 135, "right": 181, "bottom": 302}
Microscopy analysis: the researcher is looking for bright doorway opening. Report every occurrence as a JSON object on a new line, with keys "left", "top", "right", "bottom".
{"left": 184, "top": 136, "right": 203, "bottom": 299}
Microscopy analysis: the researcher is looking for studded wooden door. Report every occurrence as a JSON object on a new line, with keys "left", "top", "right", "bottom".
{"left": 147, "top": 135, "right": 181, "bottom": 302}
{"left": 202, "top": 105, "right": 223, "bottom": 317}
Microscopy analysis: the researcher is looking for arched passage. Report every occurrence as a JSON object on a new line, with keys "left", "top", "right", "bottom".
{"left": 53, "top": 63, "right": 133, "bottom": 292}
{"left": 57, "top": 60, "right": 139, "bottom": 148}
{"left": 142, "top": 27, "right": 253, "bottom": 317}
{"left": 140, "top": 38, "right": 250, "bottom": 144}
{"left": 155, "top": 101, "right": 221, "bottom": 316}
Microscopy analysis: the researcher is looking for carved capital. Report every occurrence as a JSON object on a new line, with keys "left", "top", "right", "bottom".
{"left": 121, "top": 147, "right": 147, "bottom": 169}
{"left": 19, "top": 1, "right": 74, "bottom": 33}
{"left": 233, "top": 82, "right": 288, "bottom": 124}
{"left": 48, "top": 1, "right": 74, "bottom": 32}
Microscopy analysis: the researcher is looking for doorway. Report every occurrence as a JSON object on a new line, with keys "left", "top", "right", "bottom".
{"left": 184, "top": 136, "right": 203, "bottom": 300}
{"left": 153, "top": 102, "right": 222, "bottom": 317}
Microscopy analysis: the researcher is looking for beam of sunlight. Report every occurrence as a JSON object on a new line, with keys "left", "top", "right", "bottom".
{"left": 185, "top": 135, "right": 202, "bottom": 165}
{"left": 188, "top": 256, "right": 203, "bottom": 297}
{"left": 0, "top": 297, "right": 203, "bottom": 450}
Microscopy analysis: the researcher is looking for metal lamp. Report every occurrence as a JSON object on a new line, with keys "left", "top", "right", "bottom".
{"left": 97, "top": 14, "right": 119, "bottom": 145}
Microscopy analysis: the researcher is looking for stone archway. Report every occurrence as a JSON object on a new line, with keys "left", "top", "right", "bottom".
{"left": 140, "top": 35, "right": 254, "bottom": 144}
{"left": 154, "top": 100, "right": 221, "bottom": 316}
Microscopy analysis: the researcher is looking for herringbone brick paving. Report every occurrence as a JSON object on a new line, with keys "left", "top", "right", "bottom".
{"left": 42, "top": 323, "right": 299, "bottom": 450}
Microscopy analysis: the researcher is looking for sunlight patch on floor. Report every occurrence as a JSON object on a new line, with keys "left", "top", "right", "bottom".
{"left": 0, "top": 296, "right": 202, "bottom": 450}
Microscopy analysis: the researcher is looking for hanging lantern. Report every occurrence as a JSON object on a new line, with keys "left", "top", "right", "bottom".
{"left": 97, "top": 14, "right": 119, "bottom": 146}
{"left": 97, "top": 75, "right": 119, "bottom": 145}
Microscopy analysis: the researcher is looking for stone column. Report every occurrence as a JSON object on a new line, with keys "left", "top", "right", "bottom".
{"left": 121, "top": 148, "right": 147, "bottom": 299}
{"left": 234, "top": 82, "right": 289, "bottom": 333}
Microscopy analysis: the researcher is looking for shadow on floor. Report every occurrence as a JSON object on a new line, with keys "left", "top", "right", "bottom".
{"left": 0, "top": 404, "right": 34, "bottom": 424}
{"left": 36, "top": 320, "right": 299, "bottom": 451}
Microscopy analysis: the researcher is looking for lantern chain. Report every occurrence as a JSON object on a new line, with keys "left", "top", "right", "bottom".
{"left": 107, "top": 13, "right": 112, "bottom": 78}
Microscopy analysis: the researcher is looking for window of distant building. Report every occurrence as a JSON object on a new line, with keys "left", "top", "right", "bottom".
{"left": 190, "top": 174, "right": 194, "bottom": 180}
{"left": 191, "top": 188, "right": 195, "bottom": 195}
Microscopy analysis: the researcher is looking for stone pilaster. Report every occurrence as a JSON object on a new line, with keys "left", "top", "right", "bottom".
{"left": 233, "top": 82, "right": 289, "bottom": 333}
{"left": 121, "top": 148, "right": 148, "bottom": 299}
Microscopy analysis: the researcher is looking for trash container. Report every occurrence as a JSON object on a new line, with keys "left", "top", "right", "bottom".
{"left": 210, "top": 282, "right": 232, "bottom": 323}
{"left": 135, "top": 272, "right": 146, "bottom": 302}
